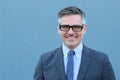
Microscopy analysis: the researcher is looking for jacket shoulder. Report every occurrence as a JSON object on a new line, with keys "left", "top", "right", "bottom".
{"left": 40, "top": 47, "right": 62, "bottom": 66}
{"left": 84, "top": 46, "right": 108, "bottom": 60}
{"left": 41, "top": 47, "right": 61, "bottom": 58}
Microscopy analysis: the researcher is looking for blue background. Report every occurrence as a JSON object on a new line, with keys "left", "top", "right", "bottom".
{"left": 0, "top": 0, "right": 120, "bottom": 80}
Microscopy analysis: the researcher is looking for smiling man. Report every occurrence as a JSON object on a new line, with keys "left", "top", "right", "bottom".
{"left": 34, "top": 6, "right": 116, "bottom": 80}
{"left": 58, "top": 14, "right": 86, "bottom": 50}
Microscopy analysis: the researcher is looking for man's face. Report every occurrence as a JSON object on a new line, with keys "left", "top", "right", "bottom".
{"left": 58, "top": 15, "right": 86, "bottom": 50}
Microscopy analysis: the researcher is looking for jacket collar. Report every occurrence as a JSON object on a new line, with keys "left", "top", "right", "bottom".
{"left": 55, "top": 45, "right": 94, "bottom": 80}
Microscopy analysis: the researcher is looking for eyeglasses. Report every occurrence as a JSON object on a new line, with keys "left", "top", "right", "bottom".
{"left": 59, "top": 24, "right": 84, "bottom": 32}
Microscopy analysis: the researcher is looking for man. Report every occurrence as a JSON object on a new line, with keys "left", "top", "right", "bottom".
{"left": 34, "top": 6, "right": 116, "bottom": 80}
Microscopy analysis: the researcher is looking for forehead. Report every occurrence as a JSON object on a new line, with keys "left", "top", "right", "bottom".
{"left": 59, "top": 15, "right": 82, "bottom": 25}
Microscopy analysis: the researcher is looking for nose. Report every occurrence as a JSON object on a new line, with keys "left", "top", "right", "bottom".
{"left": 67, "top": 28, "right": 74, "bottom": 34}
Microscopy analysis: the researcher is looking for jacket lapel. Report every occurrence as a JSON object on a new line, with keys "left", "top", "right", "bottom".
{"left": 77, "top": 46, "right": 94, "bottom": 80}
{"left": 55, "top": 47, "right": 66, "bottom": 80}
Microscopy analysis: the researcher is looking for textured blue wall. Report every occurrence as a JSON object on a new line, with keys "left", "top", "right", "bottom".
{"left": 0, "top": 0, "right": 119, "bottom": 80}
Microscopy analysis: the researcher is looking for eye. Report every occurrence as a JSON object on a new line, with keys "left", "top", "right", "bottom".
{"left": 75, "top": 25, "right": 83, "bottom": 29}
{"left": 73, "top": 25, "right": 81, "bottom": 29}
{"left": 72, "top": 25, "right": 84, "bottom": 32}
{"left": 60, "top": 25, "right": 69, "bottom": 30}
{"left": 61, "top": 25, "right": 69, "bottom": 28}
{"left": 59, "top": 25, "right": 70, "bottom": 31}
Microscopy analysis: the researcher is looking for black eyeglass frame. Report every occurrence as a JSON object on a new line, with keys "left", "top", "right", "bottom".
{"left": 59, "top": 24, "right": 84, "bottom": 32}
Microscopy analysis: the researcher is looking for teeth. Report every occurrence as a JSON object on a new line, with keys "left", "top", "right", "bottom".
{"left": 66, "top": 36, "right": 75, "bottom": 38}
{"left": 65, "top": 35, "right": 77, "bottom": 38}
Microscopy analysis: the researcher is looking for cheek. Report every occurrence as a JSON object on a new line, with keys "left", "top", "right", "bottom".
{"left": 59, "top": 32, "right": 66, "bottom": 38}
{"left": 77, "top": 33, "right": 83, "bottom": 39}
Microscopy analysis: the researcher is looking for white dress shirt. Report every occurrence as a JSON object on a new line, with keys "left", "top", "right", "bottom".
{"left": 62, "top": 42, "right": 83, "bottom": 80}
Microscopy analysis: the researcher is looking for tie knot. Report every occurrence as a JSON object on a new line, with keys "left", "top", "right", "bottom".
{"left": 68, "top": 50, "right": 75, "bottom": 56}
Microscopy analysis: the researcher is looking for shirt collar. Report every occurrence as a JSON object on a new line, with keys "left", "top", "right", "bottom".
{"left": 62, "top": 42, "right": 83, "bottom": 58}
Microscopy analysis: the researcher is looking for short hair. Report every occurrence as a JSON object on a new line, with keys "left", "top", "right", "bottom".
{"left": 58, "top": 6, "right": 86, "bottom": 24}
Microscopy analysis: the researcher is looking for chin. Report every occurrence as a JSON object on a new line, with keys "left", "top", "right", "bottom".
{"left": 66, "top": 43, "right": 77, "bottom": 49}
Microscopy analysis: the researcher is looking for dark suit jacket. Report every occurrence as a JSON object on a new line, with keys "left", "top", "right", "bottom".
{"left": 34, "top": 45, "right": 115, "bottom": 80}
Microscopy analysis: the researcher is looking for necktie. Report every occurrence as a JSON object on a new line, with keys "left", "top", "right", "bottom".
{"left": 66, "top": 50, "right": 75, "bottom": 80}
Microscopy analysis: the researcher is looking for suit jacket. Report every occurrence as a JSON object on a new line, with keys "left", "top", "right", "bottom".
{"left": 34, "top": 45, "right": 115, "bottom": 80}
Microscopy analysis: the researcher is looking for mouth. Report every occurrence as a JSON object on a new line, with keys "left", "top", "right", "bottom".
{"left": 65, "top": 34, "right": 77, "bottom": 38}
{"left": 65, "top": 35, "right": 77, "bottom": 41}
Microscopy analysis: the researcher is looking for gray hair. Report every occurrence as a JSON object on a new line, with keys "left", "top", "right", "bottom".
{"left": 58, "top": 6, "right": 86, "bottom": 24}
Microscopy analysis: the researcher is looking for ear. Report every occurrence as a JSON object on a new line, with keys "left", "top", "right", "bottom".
{"left": 82, "top": 25, "right": 87, "bottom": 34}
{"left": 58, "top": 26, "right": 60, "bottom": 34}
